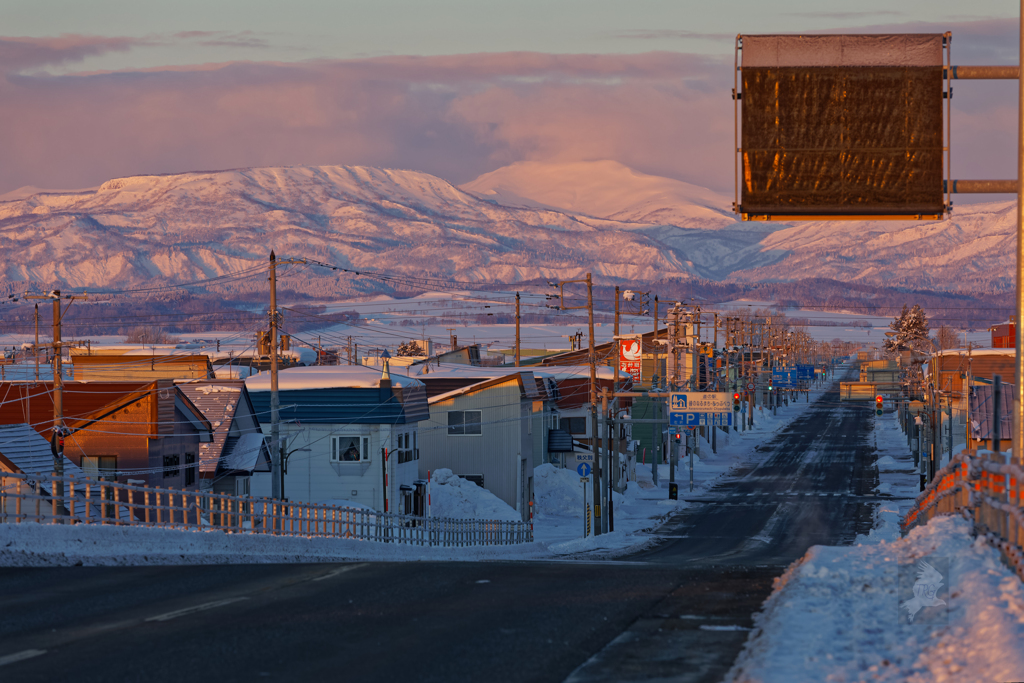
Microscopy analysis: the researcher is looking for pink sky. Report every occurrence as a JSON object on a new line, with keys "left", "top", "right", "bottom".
{"left": 0, "top": 20, "right": 1019, "bottom": 196}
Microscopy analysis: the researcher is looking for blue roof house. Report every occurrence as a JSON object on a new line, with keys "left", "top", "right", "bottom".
{"left": 246, "top": 364, "right": 428, "bottom": 513}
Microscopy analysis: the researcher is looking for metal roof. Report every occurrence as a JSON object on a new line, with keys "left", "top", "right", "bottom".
{"left": 248, "top": 386, "right": 426, "bottom": 425}
{"left": 0, "top": 423, "right": 84, "bottom": 477}
{"left": 178, "top": 382, "right": 245, "bottom": 474}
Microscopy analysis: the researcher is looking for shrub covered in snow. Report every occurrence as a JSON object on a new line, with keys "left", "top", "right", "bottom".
{"left": 429, "top": 469, "right": 521, "bottom": 522}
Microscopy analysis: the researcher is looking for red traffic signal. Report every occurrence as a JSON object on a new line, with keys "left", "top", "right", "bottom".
{"left": 733, "top": 393, "right": 741, "bottom": 411}
{"left": 875, "top": 395, "right": 883, "bottom": 404}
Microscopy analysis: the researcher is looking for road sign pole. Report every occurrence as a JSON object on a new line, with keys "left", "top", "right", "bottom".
{"left": 689, "top": 431, "right": 694, "bottom": 491}
{"left": 669, "top": 427, "right": 676, "bottom": 486}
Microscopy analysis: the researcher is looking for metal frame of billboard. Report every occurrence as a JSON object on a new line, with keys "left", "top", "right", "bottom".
{"left": 734, "top": 33, "right": 952, "bottom": 221}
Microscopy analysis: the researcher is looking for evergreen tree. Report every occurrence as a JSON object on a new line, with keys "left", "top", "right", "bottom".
{"left": 397, "top": 340, "right": 426, "bottom": 356}
{"left": 884, "top": 304, "right": 930, "bottom": 354}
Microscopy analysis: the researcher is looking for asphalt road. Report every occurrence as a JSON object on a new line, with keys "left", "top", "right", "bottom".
{"left": 1, "top": 374, "right": 882, "bottom": 683}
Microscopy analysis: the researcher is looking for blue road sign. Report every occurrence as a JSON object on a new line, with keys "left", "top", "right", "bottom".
{"left": 577, "top": 462, "right": 591, "bottom": 477}
{"left": 669, "top": 412, "right": 733, "bottom": 427}
{"left": 796, "top": 364, "right": 814, "bottom": 381}
{"left": 772, "top": 369, "right": 797, "bottom": 388}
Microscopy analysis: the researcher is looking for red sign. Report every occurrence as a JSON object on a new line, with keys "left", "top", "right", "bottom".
{"left": 619, "top": 338, "right": 642, "bottom": 383}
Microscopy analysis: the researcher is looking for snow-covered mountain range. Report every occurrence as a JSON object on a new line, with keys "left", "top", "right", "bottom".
{"left": 0, "top": 161, "right": 1013, "bottom": 297}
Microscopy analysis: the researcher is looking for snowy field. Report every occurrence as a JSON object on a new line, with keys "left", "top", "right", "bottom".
{"left": 4, "top": 290, "right": 985, "bottom": 361}
{"left": 0, "top": 382, "right": 831, "bottom": 567}
{"left": 726, "top": 403, "right": 1024, "bottom": 683}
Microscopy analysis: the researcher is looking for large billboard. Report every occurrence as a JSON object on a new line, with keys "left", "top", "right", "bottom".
{"left": 619, "top": 337, "right": 642, "bottom": 383}
{"left": 736, "top": 34, "right": 948, "bottom": 220}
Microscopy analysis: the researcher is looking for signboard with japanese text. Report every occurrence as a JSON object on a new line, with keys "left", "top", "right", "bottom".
{"left": 619, "top": 337, "right": 642, "bottom": 383}
{"left": 669, "top": 392, "right": 732, "bottom": 413}
{"left": 669, "top": 412, "right": 734, "bottom": 427}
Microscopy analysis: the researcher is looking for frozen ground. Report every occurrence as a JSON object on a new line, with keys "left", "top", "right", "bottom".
{"left": 726, "top": 406, "right": 1024, "bottom": 683}
{"left": 0, "top": 383, "right": 830, "bottom": 567}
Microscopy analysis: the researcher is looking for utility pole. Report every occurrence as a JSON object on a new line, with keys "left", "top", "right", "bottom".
{"left": 555, "top": 274, "right": 600, "bottom": 534}
{"left": 266, "top": 251, "right": 308, "bottom": 502}
{"left": 26, "top": 289, "right": 86, "bottom": 519}
{"left": 269, "top": 252, "right": 282, "bottom": 500}
{"left": 515, "top": 292, "right": 521, "bottom": 367}
{"left": 611, "top": 286, "right": 620, "bottom": 524}
{"left": 34, "top": 304, "right": 39, "bottom": 383}
{"left": 586, "top": 274, "right": 598, "bottom": 534}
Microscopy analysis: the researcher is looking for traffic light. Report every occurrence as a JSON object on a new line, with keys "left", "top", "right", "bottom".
{"left": 733, "top": 393, "right": 741, "bottom": 411}
{"left": 875, "top": 395, "right": 883, "bottom": 416}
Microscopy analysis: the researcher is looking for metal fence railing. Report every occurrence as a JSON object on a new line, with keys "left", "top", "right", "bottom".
{"left": 0, "top": 471, "right": 533, "bottom": 548}
{"left": 902, "top": 450, "right": 1024, "bottom": 580}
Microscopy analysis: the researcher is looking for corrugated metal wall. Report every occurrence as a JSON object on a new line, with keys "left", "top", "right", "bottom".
{"left": 419, "top": 381, "right": 525, "bottom": 512}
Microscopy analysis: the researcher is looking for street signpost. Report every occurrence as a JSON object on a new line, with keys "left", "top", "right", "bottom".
{"left": 669, "top": 412, "right": 733, "bottom": 427}
{"left": 772, "top": 369, "right": 797, "bottom": 389}
{"left": 580, "top": 473, "right": 591, "bottom": 537}
{"left": 669, "top": 392, "right": 733, "bottom": 427}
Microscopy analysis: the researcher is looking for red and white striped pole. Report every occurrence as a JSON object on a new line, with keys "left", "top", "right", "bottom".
{"left": 528, "top": 499, "right": 533, "bottom": 538}
{"left": 382, "top": 448, "right": 389, "bottom": 513}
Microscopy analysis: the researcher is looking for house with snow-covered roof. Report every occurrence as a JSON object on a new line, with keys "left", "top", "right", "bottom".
{"left": 0, "top": 381, "right": 213, "bottom": 490}
{"left": 245, "top": 364, "right": 428, "bottom": 513}
{"left": 176, "top": 380, "right": 271, "bottom": 497}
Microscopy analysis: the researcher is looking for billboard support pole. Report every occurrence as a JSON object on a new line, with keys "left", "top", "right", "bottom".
{"left": 1018, "top": 0, "right": 1024, "bottom": 466}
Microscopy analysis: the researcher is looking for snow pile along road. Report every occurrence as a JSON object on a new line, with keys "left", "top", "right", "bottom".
{"left": 727, "top": 515, "right": 1024, "bottom": 683}
{"left": 428, "top": 469, "right": 522, "bottom": 522}
{"left": 0, "top": 521, "right": 551, "bottom": 567}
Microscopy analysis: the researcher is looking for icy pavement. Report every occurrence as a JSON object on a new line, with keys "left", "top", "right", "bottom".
{"left": 726, "top": 408, "right": 1024, "bottom": 683}
{"left": 726, "top": 515, "right": 1024, "bottom": 683}
{"left": 855, "top": 408, "right": 923, "bottom": 545}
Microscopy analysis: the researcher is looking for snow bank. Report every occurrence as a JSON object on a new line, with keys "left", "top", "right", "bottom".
{"left": 429, "top": 469, "right": 522, "bottom": 522}
{"left": 727, "top": 515, "right": 1024, "bottom": 683}
{"left": 0, "top": 522, "right": 549, "bottom": 567}
{"left": 534, "top": 463, "right": 625, "bottom": 519}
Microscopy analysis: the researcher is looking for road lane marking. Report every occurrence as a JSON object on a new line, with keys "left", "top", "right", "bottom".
{"left": 312, "top": 563, "right": 368, "bottom": 582}
{"left": 699, "top": 624, "right": 752, "bottom": 631}
{"left": 0, "top": 650, "right": 46, "bottom": 667}
{"left": 145, "top": 597, "right": 249, "bottom": 623}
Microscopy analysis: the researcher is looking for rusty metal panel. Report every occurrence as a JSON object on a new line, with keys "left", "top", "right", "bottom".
{"left": 739, "top": 34, "right": 946, "bottom": 218}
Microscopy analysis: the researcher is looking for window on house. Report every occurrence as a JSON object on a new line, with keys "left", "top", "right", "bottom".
{"left": 163, "top": 454, "right": 180, "bottom": 478}
{"left": 566, "top": 417, "right": 587, "bottom": 434}
{"left": 396, "top": 432, "right": 419, "bottom": 463}
{"left": 331, "top": 436, "right": 369, "bottom": 462}
{"left": 184, "top": 453, "right": 196, "bottom": 486}
{"left": 448, "top": 410, "right": 482, "bottom": 436}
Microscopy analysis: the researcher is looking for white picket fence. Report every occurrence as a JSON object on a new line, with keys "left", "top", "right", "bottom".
{"left": 0, "top": 471, "right": 533, "bottom": 547}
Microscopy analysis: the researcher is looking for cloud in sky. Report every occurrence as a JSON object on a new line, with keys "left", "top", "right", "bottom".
{"left": 0, "top": 34, "right": 147, "bottom": 72}
{"left": 0, "top": 20, "right": 1018, "bottom": 196}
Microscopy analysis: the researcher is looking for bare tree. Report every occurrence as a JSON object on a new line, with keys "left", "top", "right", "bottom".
{"left": 935, "top": 324, "right": 959, "bottom": 350}
{"left": 124, "top": 326, "right": 179, "bottom": 344}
